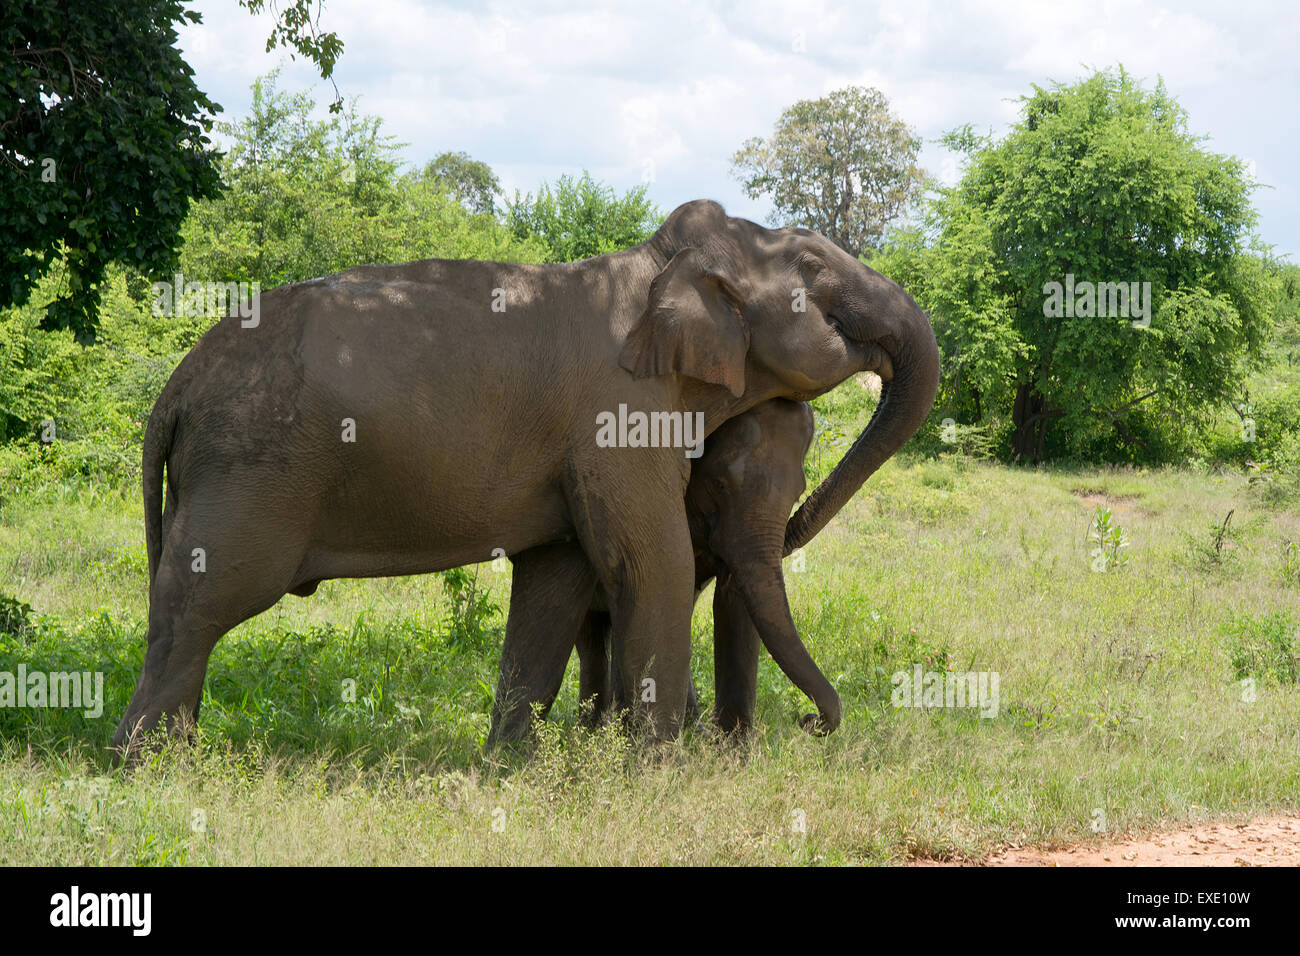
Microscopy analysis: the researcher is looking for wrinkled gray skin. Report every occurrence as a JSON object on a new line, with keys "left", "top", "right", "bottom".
{"left": 112, "top": 199, "right": 939, "bottom": 755}
{"left": 488, "top": 398, "right": 839, "bottom": 744}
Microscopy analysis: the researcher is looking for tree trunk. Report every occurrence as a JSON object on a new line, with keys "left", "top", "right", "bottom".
{"left": 1012, "top": 381, "right": 1049, "bottom": 463}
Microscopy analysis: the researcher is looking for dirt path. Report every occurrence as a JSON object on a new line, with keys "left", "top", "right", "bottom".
{"left": 928, "top": 816, "right": 1300, "bottom": 866}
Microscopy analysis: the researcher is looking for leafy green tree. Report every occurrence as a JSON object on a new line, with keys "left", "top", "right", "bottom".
{"left": 869, "top": 200, "right": 1025, "bottom": 431}
{"left": 421, "top": 151, "right": 501, "bottom": 215}
{"left": 872, "top": 68, "right": 1275, "bottom": 464}
{"left": 0, "top": 269, "right": 79, "bottom": 443}
{"left": 0, "top": 258, "right": 208, "bottom": 462}
{"left": 179, "top": 73, "right": 542, "bottom": 287}
{"left": 179, "top": 71, "right": 398, "bottom": 286}
{"left": 504, "top": 172, "right": 662, "bottom": 263}
{"left": 384, "top": 176, "right": 547, "bottom": 265}
{"left": 2, "top": 0, "right": 348, "bottom": 341}
{"left": 0, "top": 0, "right": 223, "bottom": 341}
{"left": 1266, "top": 262, "right": 1300, "bottom": 364}
{"left": 731, "top": 86, "right": 926, "bottom": 257}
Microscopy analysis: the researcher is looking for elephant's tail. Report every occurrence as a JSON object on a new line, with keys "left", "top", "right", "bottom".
{"left": 141, "top": 398, "right": 177, "bottom": 586}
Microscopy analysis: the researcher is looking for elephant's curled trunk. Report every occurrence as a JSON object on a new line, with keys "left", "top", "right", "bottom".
{"left": 784, "top": 306, "right": 940, "bottom": 554}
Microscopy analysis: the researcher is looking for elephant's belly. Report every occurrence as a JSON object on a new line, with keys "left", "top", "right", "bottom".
{"left": 299, "top": 474, "right": 575, "bottom": 579}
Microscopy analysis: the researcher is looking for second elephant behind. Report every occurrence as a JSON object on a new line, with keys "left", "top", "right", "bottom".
{"left": 488, "top": 398, "right": 840, "bottom": 743}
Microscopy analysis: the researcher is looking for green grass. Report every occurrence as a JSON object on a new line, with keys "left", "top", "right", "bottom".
{"left": 2, "top": 443, "right": 1299, "bottom": 864}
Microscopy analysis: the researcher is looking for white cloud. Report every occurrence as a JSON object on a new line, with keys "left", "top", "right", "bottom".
{"left": 178, "top": 0, "right": 1298, "bottom": 259}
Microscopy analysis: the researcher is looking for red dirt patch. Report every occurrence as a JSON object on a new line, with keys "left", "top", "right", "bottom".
{"left": 922, "top": 816, "right": 1300, "bottom": 867}
{"left": 1073, "top": 489, "right": 1147, "bottom": 517}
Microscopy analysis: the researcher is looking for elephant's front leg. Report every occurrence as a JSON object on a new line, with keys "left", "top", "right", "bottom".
{"left": 568, "top": 460, "right": 696, "bottom": 741}
{"left": 607, "top": 538, "right": 695, "bottom": 740}
{"left": 711, "top": 569, "right": 762, "bottom": 734}
{"left": 487, "top": 543, "right": 597, "bottom": 747}
{"left": 607, "top": 617, "right": 701, "bottom": 725}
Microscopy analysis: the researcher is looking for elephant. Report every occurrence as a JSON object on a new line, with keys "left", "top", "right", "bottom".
{"left": 112, "top": 198, "right": 939, "bottom": 755}
{"left": 488, "top": 397, "right": 841, "bottom": 744}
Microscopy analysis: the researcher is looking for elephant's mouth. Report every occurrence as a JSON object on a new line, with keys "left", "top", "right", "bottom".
{"left": 852, "top": 343, "right": 894, "bottom": 382}
{"left": 828, "top": 313, "right": 895, "bottom": 382}
{"left": 863, "top": 344, "right": 895, "bottom": 382}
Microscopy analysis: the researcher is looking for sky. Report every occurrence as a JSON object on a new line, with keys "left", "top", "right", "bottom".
{"left": 178, "top": 0, "right": 1300, "bottom": 260}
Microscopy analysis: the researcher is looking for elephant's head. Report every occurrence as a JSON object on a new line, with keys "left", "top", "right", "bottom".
{"left": 622, "top": 200, "right": 940, "bottom": 549}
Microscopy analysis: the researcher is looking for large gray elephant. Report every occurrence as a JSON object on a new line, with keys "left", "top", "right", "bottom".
{"left": 112, "top": 199, "right": 939, "bottom": 754}
{"left": 489, "top": 398, "right": 840, "bottom": 745}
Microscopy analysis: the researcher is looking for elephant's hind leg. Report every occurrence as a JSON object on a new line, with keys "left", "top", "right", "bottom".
{"left": 575, "top": 610, "right": 612, "bottom": 726}
{"left": 487, "top": 543, "right": 598, "bottom": 747}
{"left": 112, "top": 504, "right": 302, "bottom": 758}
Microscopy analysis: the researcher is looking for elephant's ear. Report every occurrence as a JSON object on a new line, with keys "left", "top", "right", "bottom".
{"left": 620, "top": 248, "right": 749, "bottom": 397}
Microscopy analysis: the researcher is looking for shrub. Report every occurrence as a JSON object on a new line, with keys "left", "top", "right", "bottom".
{"left": 0, "top": 592, "right": 35, "bottom": 638}
{"left": 1218, "top": 611, "right": 1298, "bottom": 685}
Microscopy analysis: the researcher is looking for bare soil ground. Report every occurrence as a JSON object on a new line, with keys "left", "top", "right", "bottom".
{"left": 924, "top": 817, "right": 1300, "bottom": 866}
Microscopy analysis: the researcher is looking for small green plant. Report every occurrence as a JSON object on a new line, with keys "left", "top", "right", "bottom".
{"left": 859, "top": 616, "right": 956, "bottom": 708}
{"left": 1218, "top": 611, "right": 1298, "bottom": 685}
{"left": 1087, "top": 506, "right": 1129, "bottom": 572}
{"left": 1185, "top": 509, "right": 1239, "bottom": 572}
{"left": 0, "top": 592, "right": 34, "bottom": 638}
{"left": 439, "top": 566, "right": 501, "bottom": 653}
{"left": 1006, "top": 688, "right": 1069, "bottom": 731}
{"left": 937, "top": 419, "right": 998, "bottom": 460}
{"left": 1208, "top": 509, "right": 1235, "bottom": 567}
{"left": 521, "top": 716, "right": 635, "bottom": 805}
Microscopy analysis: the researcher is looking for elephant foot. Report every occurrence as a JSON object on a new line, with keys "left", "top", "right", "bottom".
{"left": 482, "top": 735, "right": 538, "bottom": 768}
{"left": 110, "top": 709, "right": 199, "bottom": 767}
{"left": 686, "top": 718, "right": 723, "bottom": 745}
{"left": 684, "top": 681, "right": 701, "bottom": 726}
